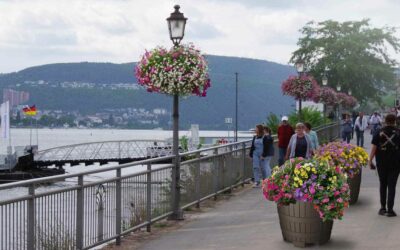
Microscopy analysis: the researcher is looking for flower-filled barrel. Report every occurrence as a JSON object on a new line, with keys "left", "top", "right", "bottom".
{"left": 263, "top": 158, "right": 350, "bottom": 247}
{"left": 315, "top": 142, "right": 368, "bottom": 204}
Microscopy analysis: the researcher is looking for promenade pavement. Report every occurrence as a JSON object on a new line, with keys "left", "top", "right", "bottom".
{"left": 135, "top": 132, "right": 400, "bottom": 250}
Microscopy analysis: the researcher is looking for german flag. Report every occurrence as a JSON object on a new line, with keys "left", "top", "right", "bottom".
{"left": 23, "top": 105, "right": 37, "bottom": 116}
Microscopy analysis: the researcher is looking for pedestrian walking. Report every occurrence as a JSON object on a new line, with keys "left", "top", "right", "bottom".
{"left": 354, "top": 112, "right": 368, "bottom": 147}
{"left": 285, "top": 123, "right": 313, "bottom": 160}
{"left": 249, "top": 124, "right": 271, "bottom": 188}
{"left": 351, "top": 111, "right": 358, "bottom": 139}
{"left": 304, "top": 122, "right": 319, "bottom": 150}
{"left": 369, "top": 114, "right": 400, "bottom": 217}
{"left": 263, "top": 125, "right": 274, "bottom": 177}
{"left": 277, "top": 116, "right": 294, "bottom": 165}
{"left": 342, "top": 114, "right": 353, "bottom": 143}
{"left": 369, "top": 111, "right": 382, "bottom": 135}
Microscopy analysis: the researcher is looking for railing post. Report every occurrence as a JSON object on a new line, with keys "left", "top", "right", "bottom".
{"left": 96, "top": 184, "right": 105, "bottom": 242}
{"left": 229, "top": 145, "right": 234, "bottom": 192}
{"left": 27, "top": 184, "right": 35, "bottom": 250}
{"left": 115, "top": 169, "right": 122, "bottom": 245}
{"left": 118, "top": 142, "right": 121, "bottom": 159}
{"left": 213, "top": 148, "right": 219, "bottom": 200}
{"left": 195, "top": 152, "right": 201, "bottom": 208}
{"left": 76, "top": 175, "right": 84, "bottom": 250}
{"left": 146, "top": 163, "right": 152, "bottom": 232}
{"left": 242, "top": 142, "right": 246, "bottom": 187}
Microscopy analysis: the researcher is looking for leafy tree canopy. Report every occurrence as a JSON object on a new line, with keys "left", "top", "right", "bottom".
{"left": 290, "top": 19, "right": 400, "bottom": 104}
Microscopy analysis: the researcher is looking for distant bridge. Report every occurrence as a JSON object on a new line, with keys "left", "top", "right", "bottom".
{"left": 34, "top": 139, "right": 173, "bottom": 167}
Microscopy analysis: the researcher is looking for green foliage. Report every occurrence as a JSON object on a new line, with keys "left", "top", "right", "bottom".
{"left": 290, "top": 19, "right": 400, "bottom": 103}
{"left": 266, "top": 112, "right": 280, "bottom": 134}
{"left": 180, "top": 136, "right": 189, "bottom": 151}
{"left": 288, "top": 107, "right": 330, "bottom": 128}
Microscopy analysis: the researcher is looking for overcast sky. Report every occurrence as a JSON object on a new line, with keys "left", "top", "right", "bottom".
{"left": 1, "top": 0, "right": 399, "bottom": 73}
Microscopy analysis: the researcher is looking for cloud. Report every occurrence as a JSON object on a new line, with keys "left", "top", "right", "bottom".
{"left": 0, "top": 0, "right": 399, "bottom": 73}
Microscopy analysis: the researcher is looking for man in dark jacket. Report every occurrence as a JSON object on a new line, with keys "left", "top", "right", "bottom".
{"left": 277, "top": 116, "right": 294, "bottom": 166}
{"left": 369, "top": 114, "right": 400, "bottom": 217}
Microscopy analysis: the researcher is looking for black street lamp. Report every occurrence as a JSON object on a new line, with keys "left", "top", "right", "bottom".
{"left": 166, "top": 4, "right": 186, "bottom": 220}
{"left": 167, "top": 5, "right": 187, "bottom": 46}
{"left": 322, "top": 74, "right": 328, "bottom": 86}
{"left": 295, "top": 59, "right": 305, "bottom": 118}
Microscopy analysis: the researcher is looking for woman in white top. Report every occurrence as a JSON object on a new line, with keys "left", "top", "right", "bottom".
{"left": 354, "top": 112, "right": 369, "bottom": 147}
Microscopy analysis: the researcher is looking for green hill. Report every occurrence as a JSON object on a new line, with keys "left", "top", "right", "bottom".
{"left": 0, "top": 55, "right": 296, "bottom": 130}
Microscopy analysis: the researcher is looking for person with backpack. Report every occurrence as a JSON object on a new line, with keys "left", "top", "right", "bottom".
{"left": 249, "top": 124, "right": 273, "bottom": 188}
{"left": 369, "top": 114, "right": 400, "bottom": 217}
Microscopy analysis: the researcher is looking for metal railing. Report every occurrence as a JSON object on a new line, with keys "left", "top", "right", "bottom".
{"left": 0, "top": 122, "right": 339, "bottom": 250}
{"left": 35, "top": 139, "right": 171, "bottom": 162}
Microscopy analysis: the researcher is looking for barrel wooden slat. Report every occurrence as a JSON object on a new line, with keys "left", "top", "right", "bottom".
{"left": 348, "top": 168, "right": 362, "bottom": 204}
{"left": 278, "top": 202, "right": 333, "bottom": 247}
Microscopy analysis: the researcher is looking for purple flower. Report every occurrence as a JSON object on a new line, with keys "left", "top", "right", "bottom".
{"left": 294, "top": 188, "right": 303, "bottom": 200}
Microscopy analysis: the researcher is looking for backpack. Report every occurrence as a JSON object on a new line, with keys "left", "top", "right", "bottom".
{"left": 378, "top": 127, "right": 400, "bottom": 153}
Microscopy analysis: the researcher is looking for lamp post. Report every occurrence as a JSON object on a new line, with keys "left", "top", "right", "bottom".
{"left": 336, "top": 84, "right": 342, "bottom": 121}
{"left": 295, "top": 59, "right": 305, "bottom": 119}
{"left": 234, "top": 72, "right": 238, "bottom": 142}
{"left": 167, "top": 4, "right": 187, "bottom": 220}
{"left": 322, "top": 71, "right": 328, "bottom": 117}
{"left": 396, "top": 68, "right": 400, "bottom": 108}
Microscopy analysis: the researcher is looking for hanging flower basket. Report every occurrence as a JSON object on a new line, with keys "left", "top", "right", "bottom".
{"left": 135, "top": 43, "right": 211, "bottom": 97}
{"left": 343, "top": 95, "right": 358, "bottom": 108}
{"left": 336, "top": 92, "right": 347, "bottom": 104}
{"left": 313, "top": 87, "right": 337, "bottom": 106}
{"left": 281, "top": 75, "right": 319, "bottom": 100}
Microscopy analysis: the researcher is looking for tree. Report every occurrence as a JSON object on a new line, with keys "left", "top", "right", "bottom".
{"left": 290, "top": 19, "right": 400, "bottom": 103}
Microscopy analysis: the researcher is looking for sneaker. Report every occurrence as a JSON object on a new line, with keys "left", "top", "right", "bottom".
{"left": 378, "top": 208, "right": 387, "bottom": 216}
{"left": 387, "top": 210, "right": 397, "bottom": 217}
{"left": 252, "top": 182, "right": 260, "bottom": 188}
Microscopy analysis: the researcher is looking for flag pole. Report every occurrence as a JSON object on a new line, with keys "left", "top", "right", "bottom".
{"left": 36, "top": 117, "right": 39, "bottom": 148}
{"left": 30, "top": 116, "right": 33, "bottom": 146}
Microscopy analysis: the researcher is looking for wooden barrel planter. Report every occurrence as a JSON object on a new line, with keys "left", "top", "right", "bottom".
{"left": 277, "top": 202, "right": 333, "bottom": 248}
{"left": 348, "top": 168, "right": 362, "bottom": 205}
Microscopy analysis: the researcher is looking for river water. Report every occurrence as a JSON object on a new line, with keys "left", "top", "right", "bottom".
{"left": 0, "top": 128, "right": 252, "bottom": 196}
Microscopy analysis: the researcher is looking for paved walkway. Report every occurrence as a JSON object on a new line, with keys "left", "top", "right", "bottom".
{"left": 137, "top": 132, "right": 400, "bottom": 250}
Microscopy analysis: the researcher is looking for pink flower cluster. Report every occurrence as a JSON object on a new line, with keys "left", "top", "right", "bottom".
{"left": 281, "top": 75, "right": 319, "bottom": 100}
{"left": 336, "top": 92, "right": 358, "bottom": 108}
{"left": 135, "top": 44, "right": 211, "bottom": 97}
{"left": 313, "top": 87, "right": 338, "bottom": 105}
